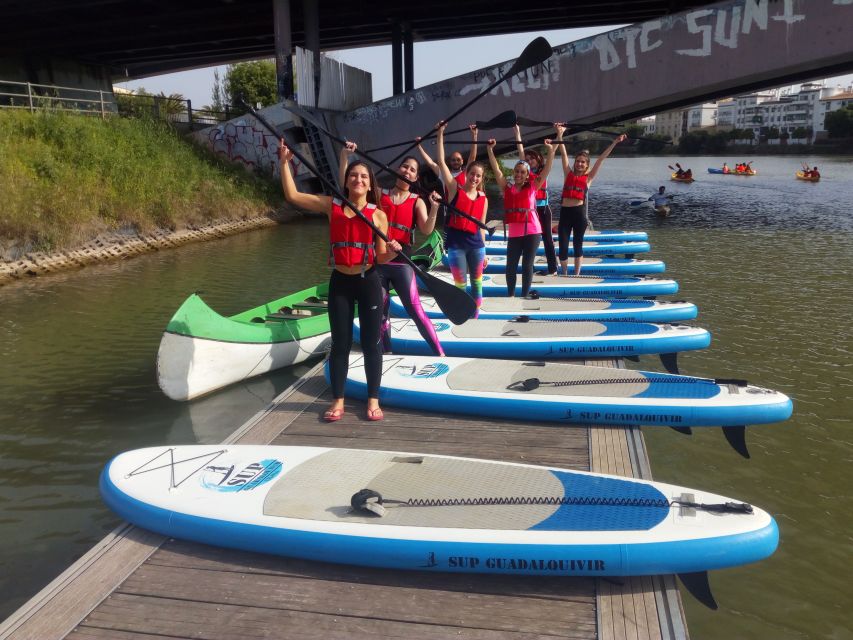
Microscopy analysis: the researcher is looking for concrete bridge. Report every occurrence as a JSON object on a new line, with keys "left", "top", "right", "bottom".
{"left": 329, "top": 0, "right": 853, "bottom": 162}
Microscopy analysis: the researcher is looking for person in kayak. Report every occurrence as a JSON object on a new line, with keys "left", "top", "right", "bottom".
{"left": 337, "top": 143, "right": 445, "bottom": 357}
{"left": 436, "top": 122, "right": 489, "bottom": 315}
{"left": 487, "top": 133, "right": 558, "bottom": 297}
{"left": 722, "top": 162, "right": 730, "bottom": 174}
{"left": 278, "top": 139, "right": 401, "bottom": 423}
{"left": 556, "top": 132, "right": 627, "bottom": 276}
{"left": 649, "top": 186, "right": 674, "bottom": 217}
{"left": 515, "top": 125, "right": 558, "bottom": 275}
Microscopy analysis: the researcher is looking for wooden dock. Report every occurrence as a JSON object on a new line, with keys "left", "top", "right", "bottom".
{"left": 0, "top": 356, "right": 689, "bottom": 640}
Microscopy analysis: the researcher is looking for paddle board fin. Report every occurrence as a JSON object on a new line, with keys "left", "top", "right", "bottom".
{"left": 678, "top": 571, "right": 718, "bottom": 610}
{"left": 660, "top": 352, "right": 679, "bottom": 374}
{"left": 670, "top": 426, "right": 693, "bottom": 435}
{"left": 625, "top": 355, "right": 640, "bottom": 362}
{"left": 723, "top": 426, "right": 750, "bottom": 459}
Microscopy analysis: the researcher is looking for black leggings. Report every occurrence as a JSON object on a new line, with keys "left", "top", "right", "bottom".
{"left": 505, "top": 233, "right": 542, "bottom": 297}
{"left": 558, "top": 204, "right": 588, "bottom": 261}
{"left": 328, "top": 268, "right": 384, "bottom": 399}
{"left": 379, "top": 259, "right": 444, "bottom": 356}
{"left": 537, "top": 204, "right": 557, "bottom": 274}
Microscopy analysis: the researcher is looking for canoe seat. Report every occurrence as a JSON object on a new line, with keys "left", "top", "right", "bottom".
{"left": 293, "top": 297, "right": 329, "bottom": 309}
{"left": 265, "top": 306, "right": 323, "bottom": 321}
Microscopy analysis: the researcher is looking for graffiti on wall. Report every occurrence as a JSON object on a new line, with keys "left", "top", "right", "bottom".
{"left": 205, "top": 119, "right": 305, "bottom": 177}
{"left": 589, "top": 0, "right": 847, "bottom": 72}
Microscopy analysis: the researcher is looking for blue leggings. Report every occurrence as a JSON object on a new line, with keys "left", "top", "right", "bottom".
{"left": 379, "top": 259, "right": 444, "bottom": 356}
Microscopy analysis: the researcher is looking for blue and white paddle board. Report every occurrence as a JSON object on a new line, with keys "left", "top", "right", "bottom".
{"left": 456, "top": 254, "right": 666, "bottom": 276}
{"left": 488, "top": 229, "right": 648, "bottom": 243}
{"left": 391, "top": 294, "right": 699, "bottom": 323}
{"left": 427, "top": 271, "right": 678, "bottom": 298}
{"left": 356, "top": 318, "right": 710, "bottom": 359}
{"left": 101, "top": 445, "right": 778, "bottom": 577}
{"left": 342, "top": 354, "right": 793, "bottom": 429}
{"left": 484, "top": 239, "right": 650, "bottom": 257}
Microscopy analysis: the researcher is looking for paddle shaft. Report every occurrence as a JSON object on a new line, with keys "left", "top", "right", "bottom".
{"left": 517, "top": 116, "right": 673, "bottom": 146}
{"left": 284, "top": 103, "right": 489, "bottom": 231}
{"left": 386, "top": 37, "right": 552, "bottom": 166}
{"left": 366, "top": 111, "right": 516, "bottom": 152}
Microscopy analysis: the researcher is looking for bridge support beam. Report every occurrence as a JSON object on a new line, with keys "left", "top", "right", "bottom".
{"left": 404, "top": 22, "right": 414, "bottom": 92}
{"left": 273, "top": 0, "right": 294, "bottom": 101}
{"left": 302, "top": 0, "right": 321, "bottom": 105}
{"left": 392, "top": 22, "right": 403, "bottom": 96}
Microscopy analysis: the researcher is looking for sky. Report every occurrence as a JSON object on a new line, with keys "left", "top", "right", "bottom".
{"left": 114, "top": 26, "right": 853, "bottom": 108}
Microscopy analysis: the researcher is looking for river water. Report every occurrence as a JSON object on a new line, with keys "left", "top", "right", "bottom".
{"left": 1, "top": 155, "right": 851, "bottom": 639}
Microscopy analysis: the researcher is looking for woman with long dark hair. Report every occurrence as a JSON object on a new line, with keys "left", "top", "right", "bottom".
{"left": 278, "top": 140, "right": 401, "bottom": 422}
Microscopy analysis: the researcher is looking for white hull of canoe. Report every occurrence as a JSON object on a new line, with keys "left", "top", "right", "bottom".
{"left": 157, "top": 331, "right": 332, "bottom": 401}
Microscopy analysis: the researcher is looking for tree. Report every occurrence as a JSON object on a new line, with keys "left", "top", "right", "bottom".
{"left": 824, "top": 106, "right": 853, "bottom": 138}
{"left": 223, "top": 60, "right": 277, "bottom": 109}
{"left": 211, "top": 68, "right": 226, "bottom": 113}
{"left": 791, "top": 126, "right": 810, "bottom": 140}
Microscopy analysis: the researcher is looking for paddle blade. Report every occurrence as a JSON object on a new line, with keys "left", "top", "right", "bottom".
{"left": 417, "top": 269, "right": 476, "bottom": 324}
{"left": 476, "top": 110, "right": 518, "bottom": 130}
{"left": 516, "top": 115, "right": 552, "bottom": 128}
{"left": 508, "top": 37, "right": 553, "bottom": 75}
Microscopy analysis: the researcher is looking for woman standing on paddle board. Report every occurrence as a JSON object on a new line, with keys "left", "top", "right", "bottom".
{"left": 515, "top": 125, "right": 558, "bottom": 275}
{"left": 339, "top": 144, "right": 445, "bottom": 356}
{"left": 557, "top": 133, "right": 627, "bottom": 276}
{"left": 487, "top": 133, "right": 558, "bottom": 297}
{"left": 436, "top": 122, "right": 488, "bottom": 315}
{"left": 279, "top": 140, "right": 400, "bottom": 422}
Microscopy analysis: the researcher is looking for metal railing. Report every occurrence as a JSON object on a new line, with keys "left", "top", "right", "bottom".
{"left": 0, "top": 79, "right": 235, "bottom": 128}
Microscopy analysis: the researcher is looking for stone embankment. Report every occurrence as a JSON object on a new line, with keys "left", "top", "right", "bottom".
{"left": 0, "top": 209, "right": 299, "bottom": 287}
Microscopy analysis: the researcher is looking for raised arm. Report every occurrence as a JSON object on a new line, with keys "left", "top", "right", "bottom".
{"left": 414, "top": 191, "right": 440, "bottom": 235}
{"left": 587, "top": 133, "right": 627, "bottom": 184}
{"left": 514, "top": 124, "right": 525, "bottom": 158}
{"left": 337, "top": 141, "right": 356, "bottom": 189}
{"left": 279, "top": 141, "right": 331, "bottom": 216}
{"left": 467, "top": 124, "right": 478, "bottom": 167}
{"left": 558, "top": 123, "right": 571, "bottom": 175}
{"left": 435, "top": 122, "right": 459, "bottom": 200}
{"left": 416, "top": 140, "right": 440, "bottom": 175}
{"left": 485, "top": 139, "right": 508, "bottom": 191}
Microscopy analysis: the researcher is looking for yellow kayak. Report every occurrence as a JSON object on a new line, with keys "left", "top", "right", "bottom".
{"left": 796, "top": 171, "right": 820, "bottom": 182}
{"left": 670, "top": 173, "right": 695, "bottom": 183}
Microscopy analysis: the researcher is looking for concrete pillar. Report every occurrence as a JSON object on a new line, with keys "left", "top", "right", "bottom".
{"left": 303, "top": 0, "right": 321, "bottom": 106}
{"left": 273, "top": 0, "right": 294, "bottom": 101}
{"left": 403, "top": 23, "right": 414, "bottom": 92}
{"left": 391, "top": 22, "right": 403, "bottom": 96}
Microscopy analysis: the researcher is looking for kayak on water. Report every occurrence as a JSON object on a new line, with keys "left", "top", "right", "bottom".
{"left": 795, "top": 171, "right": 820, "bottom": 182}
{"left": 707, "top": 168, "right": 757, "bottom": 176}
{"left": 670, "top": 173, "right": 695, "bottom": 183}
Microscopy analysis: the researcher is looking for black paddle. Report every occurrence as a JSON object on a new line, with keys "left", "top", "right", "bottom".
{"left": 516, "top": 115, "right": 674, "bottom": 146}
{"left": 242, "top": 101, "right": 477, "bottom": 325}
{"left": 283, "top": 101, "right": 497, "bottom": 232}
{"left": 386, "top": 37, "right": 553, "bottom": 166}
{"left": 366, "top": 110, "right": 519, "bottom": 152}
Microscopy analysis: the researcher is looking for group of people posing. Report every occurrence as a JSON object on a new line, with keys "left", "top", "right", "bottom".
{"left": 721, "top": 162, "right": 753, "bottom": 174}
{"left": 277, "top": 123, "right": 626, "bottom": 422}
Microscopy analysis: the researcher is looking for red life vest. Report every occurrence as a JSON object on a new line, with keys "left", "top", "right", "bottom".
{"left": 329, "top": 198, "right": 376, "bottom": 269}
{"left": 562, "top": 172, "right": 589, "bottom": 201}
{"left": 530, "top": 169, "right": 548, "bottom": 202}
{"left": 503, "top": 183, "right": 536, "bottom": 224}
{"left": 380, "top": 188, "right": 418, "bottom": 246}
{"left": 443, "top": 169, "right": 468, "bottom": 200}
{"left": 446, "top": 189, "right": 486, "bottom": 234}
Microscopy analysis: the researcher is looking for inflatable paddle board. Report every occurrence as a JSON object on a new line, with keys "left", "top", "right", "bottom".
{"left": 357, "top": 318, "right": 709, "bottom": 372}
{"left": 463, "top": 254, "right": 666, "bottom": 276}
{"left": 487, "top": 229, "right": 649, "bottom": 243}
{"left": 342, "top": 354, "right": 793, "bottom": 456}
{"left": 426, "top": 271, "right": 679, "bottom": 298}
{"left": 101, "top": 445, "right": 778, "bottom": 581}
{"left": 484, "top": 239, "right": 650, "bottom": 256}
{"left": 391, "top": 294, "right": 699, "bottom": 323}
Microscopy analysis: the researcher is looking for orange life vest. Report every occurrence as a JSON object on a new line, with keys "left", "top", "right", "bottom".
{"left": 379, "top": 189, "right": 418, "bottom": 246}
{"left": 562, "top": 172, "right": 589, "bottom": 201}
{"left": 446, "top": 189, "right": 486, "bottom": 234}
{"left": 329, "top": 198, "right": 376, "bottom": 269}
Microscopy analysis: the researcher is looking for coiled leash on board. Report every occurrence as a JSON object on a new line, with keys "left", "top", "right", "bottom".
{"left": 350, "top": 489, "right": 752, "bottom": 517}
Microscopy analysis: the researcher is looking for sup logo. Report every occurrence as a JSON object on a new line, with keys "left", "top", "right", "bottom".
{"left": 397, "top": 362, "right": 450, "bottom": 379}
{"left": 431, "top": 322, "right": 450, "bottom": 332}
{"left": 201, "top": 458, "right": 283, "bottom": 492}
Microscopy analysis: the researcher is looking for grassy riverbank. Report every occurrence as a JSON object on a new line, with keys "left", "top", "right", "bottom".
{"left": 0, "top": 110, "right": 283, "bottom": 253}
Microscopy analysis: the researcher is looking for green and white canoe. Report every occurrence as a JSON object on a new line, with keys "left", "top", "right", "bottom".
{"left": 157, "top": 284, "right": 332, "bottom": 401}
